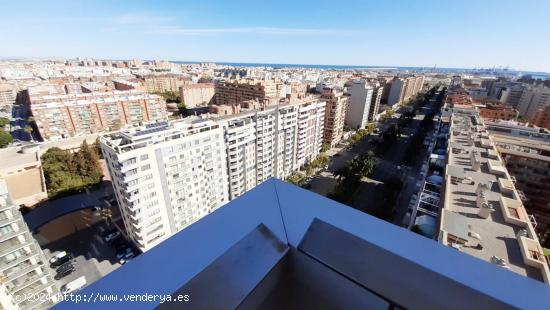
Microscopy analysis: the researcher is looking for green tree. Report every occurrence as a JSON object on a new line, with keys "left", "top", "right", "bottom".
{"left": 349, "top": 151, "right": 377, "bottom": 181}
{"left": 321, "top": 143, "right": 330, "bottom": 153}
{"left": 0, "top": 117, "right": 10, "bottom": 127}
{"left": 286, "top": 174, "right": 305, "bottom": 186}
{"left": 366, "top": 122, "right": 377, "bottom": 134}
{"left": 41, "top": 142, "right": 103, "bottom": 197}
{"left": 0, "top": 130, "right": 13, "bottom": 148}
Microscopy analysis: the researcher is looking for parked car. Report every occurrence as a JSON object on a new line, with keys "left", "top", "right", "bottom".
{"left": 116, "top": 247, "right": 133, "bottom": 259}
{"left": 101, "top": 228, "right": 118, "bottom": 238}
{"left": 104, "top": 231, "right": 121, "bottom": 242}
{"left": 49, "top": 251, "right": 72, "bottom": 268}
{"left": 55, "top": 268, "right": 74, "bottom": 280}
{"left": 119, "top": 252, "right": 135, "bottom": 265}
{"left": 55, "top": 264, "right": 75, "bottom": 280}
{"left": 56, "top": 261, "right": 75, "bottom": 274}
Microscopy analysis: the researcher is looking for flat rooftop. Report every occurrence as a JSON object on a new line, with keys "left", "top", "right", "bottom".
{"left": 54, "top": 179, "right": 550, "bottom": 310}
{"left": 442, "top": 109, "right": 548, "bottom": 282}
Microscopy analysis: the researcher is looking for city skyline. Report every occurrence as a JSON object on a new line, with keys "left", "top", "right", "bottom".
{"left": 2, "top": 0, "right": 550, "bottom": 72}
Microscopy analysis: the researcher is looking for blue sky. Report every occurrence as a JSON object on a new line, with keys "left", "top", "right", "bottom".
{"left": 1, "top": 0, "right": 550, "bottom": 72}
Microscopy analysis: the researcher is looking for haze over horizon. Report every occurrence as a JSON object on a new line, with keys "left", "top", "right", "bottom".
{"left": 2, "top": 0, "right": 550, "bottom": 72}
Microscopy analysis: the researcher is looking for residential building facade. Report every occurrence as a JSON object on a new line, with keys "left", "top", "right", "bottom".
{"left": 100, "top": 120, "right": 229, "bottom": 252}
{"left": 179, "top": 83, "right": 215, "bottom": 108}
{"left": 345, "top": 80, "right": 372, "bottom": 129}
{"left": 26, "top": 91, "right": 168, "bottom": 140}
{"left": 532, "top": 106, "right": 550, "bottom": 130}
{"left": 517, "top": 86, "right": 550, "bottom": 120}
{"left": 321, "top": 88, "right": 348, "bottom": 147}
{"left": 101, "top": 97, "right": 325, "bottom": 251}
{"left": 0, "top": 179, "right": 58, "bottom": 309}
{"left": 139, "top": 74, "right": 191, "bottom": 93}
{"left": 214, "top": 79, "right": 279, "bottom": 105}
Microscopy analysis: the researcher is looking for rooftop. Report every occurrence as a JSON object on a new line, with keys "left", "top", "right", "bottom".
{"left": 441, "top": 107, "right": 550, "bottom": 283}
{"left": 54, "top": 179, "right": 550, "bottom": 310}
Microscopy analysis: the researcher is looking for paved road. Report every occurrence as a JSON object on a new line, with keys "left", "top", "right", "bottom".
{"left": 309, "top": 94, "right": 441, "bottom": 224}
{"left": 40, "top": 219, "right": 123, "bottom": 293}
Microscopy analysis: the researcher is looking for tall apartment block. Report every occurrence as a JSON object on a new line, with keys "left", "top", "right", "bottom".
{"left": 138, "top": 74, "right": 191, "bottom": 93}
{"left": 24, "top": 90, "right": 168, "bottom": 140}
{"left": 214, "top": 79, "right": 280, "bottom": 105}
{"left": 387, "top": 76, "right": 425, "bottom": 107}
{"left": 321, "top": 88, "right": 348, "bottom": 147}
{"left": 179, "top": 83, "right": 215, "bottom": 108}
{"left": 369, "top": 82, "right": 383, "bottom": 121}
{"left": 100, "top": 120, "right": 229, "bottom": 252}
{"left": 294, "top": 98, "right": 326, "bottom": 168}
{"left": 517, "top": 86, "right": 550, "bottom": 120}
{"left": 217, "top": 97, "right": 325, "bottom": 199}
{"left": 0, "top": 179, "right": 58, "bottom": 309}
{"left": 345, "top": 80, "right": 372, "bottom": 129}
{"left": 101, "top": 97, "right": 325, "bottom": 251}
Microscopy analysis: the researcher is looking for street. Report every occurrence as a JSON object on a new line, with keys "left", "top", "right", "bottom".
{"left": 308, "top": 92, "right": 442, "bottom": 225}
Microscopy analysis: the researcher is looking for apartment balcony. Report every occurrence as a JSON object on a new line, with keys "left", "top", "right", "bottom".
{"left": 3, "top": 260, "right": 40, "bottom": 282}
{"left": 56, "top": 179, "right": 550, "bottom": 309}
{"left": 15, "top": 279, "right": 55, "bottom": 307}
{"left": 0, "top": 235, "right": 34, "bottom": 258}
{"left": 0, "top": 225, "right": 26, "bottom": 244}
{"left": 0, "top": 210, "right": 22, "bottom": 227}
{"left": 8, "top": 269, "right": 49, "bottom": 295}
{"left": 0, "top": 249, "right": 40, "bottom": 275}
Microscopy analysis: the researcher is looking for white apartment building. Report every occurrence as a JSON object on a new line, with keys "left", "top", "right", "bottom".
{"left": 100, "top": 120, "right": 229, "bottom": 252}
{"left": 218, "top": 113, "right": 258, "bottom": 199}
{"left": 0, "top": 179, "right": 58, "bottom": 310}
{"left": 217, "top": 103, "right": 304, "bottom": 200}
{"left": 101, "top": 97, "right": 325, "bottom": 250}
{"left": 295, "top": 99, "right": 326, "bottom": 168}
{"left": 345, "top": 80, "right": 373, "bottom": 129}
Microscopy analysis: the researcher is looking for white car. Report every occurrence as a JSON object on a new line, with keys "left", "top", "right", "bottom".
{"left": 49, "top": 251, "right": 71, "bottom": 266}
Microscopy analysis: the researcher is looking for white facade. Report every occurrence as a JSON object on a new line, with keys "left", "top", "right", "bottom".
{"left": 0, "top": 180, "right": 58, "bottom": 310}
{"left": 345, "top": 80, "right": 373, "bottom": 129}
{"left": 218, "top": 103, "right": 306, "bottom": 200}
{"left": 387, "top": 78, "right": 405, "bottom": 107}
{"left": 100, "top": 120, "right": 229, "bottom": 252}
{"left": 295, "top": 100, "right": 326, "bottom": 168}
{"left": 101, "top": 98, "right": 326, "bottom": 250}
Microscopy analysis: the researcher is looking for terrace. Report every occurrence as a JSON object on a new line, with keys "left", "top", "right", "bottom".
{"left": 440, "top": 108, "right": 550, "bottom": 283}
